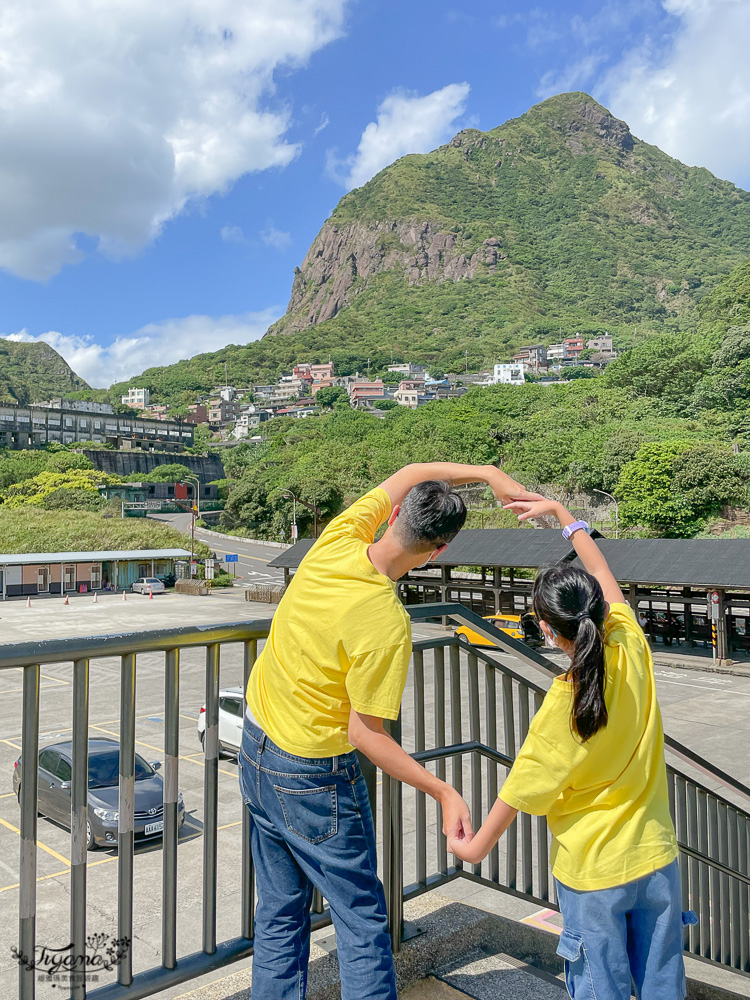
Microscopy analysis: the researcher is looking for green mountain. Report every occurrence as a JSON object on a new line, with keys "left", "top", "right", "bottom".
{"left": 0, "top": 339, "right": 89, "bottom": 404}
{"left": 111, "top": 92, "right": 750, "bottom": 403}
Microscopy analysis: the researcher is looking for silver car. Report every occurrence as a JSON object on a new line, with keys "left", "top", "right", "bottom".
{"left": 132, "top": 577, "right": 166, "bottom": 594}
{"left": 13, "top": 738, "right": 185, "bottom": 850}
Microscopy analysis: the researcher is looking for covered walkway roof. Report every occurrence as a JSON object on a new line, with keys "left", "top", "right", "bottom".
{"left": 0, "top": 548, "right": 191, "bottom": 566}
{"left": 268, "top": 530, "right": 750, "bottom": 590}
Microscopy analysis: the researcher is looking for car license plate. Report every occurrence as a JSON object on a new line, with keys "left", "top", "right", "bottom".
{"left": 145, "top": 821, "right": 164, "bottom": 836}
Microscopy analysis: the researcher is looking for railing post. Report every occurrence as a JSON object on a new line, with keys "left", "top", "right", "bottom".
{"left": 163, "top": 649, "right": 180, "bottom": 969}
{"left": 19, "top": 664, "right": 40, "bottom": 1000}
{"left": 241, "top": 639, "right": 257, "bottom": 941}
{"left": 203, "top": 644, "right": 220, "bottom": 955}
{"left": 118, "top": 653, "right": 136, "bottom": 987}
{"left": 383, "top": 717, "right": 403, "bottom": 953}
{"left": 71, "top": 658, "right": 90, "bottom": 999}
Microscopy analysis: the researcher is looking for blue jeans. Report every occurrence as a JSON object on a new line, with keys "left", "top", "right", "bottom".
{"left": 238, "top": 719, "right": 397, "bottom": 1000}
{"left": 555, "top": 860, "right": 697, "bottom": 1000}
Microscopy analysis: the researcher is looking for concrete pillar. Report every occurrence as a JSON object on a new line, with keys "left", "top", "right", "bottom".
{"left": 716, "top": 589, "right": 730, "bottom": 663}
{"left": 628, "top": 583, "right": 639, "bottom": 613}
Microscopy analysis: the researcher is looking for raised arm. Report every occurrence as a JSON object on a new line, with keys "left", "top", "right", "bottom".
{"left": 504, "top": 497, "right": 624, "bottom": 606}
{"left": 378, "top": 462, "right": 530, "bottom": 508}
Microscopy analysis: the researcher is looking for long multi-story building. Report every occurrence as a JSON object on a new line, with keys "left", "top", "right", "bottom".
{"left": 0, "top": 400, "right": 193, "bottom": 452}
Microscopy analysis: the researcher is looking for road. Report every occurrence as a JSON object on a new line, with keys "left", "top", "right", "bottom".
{"left": 149, "top": 513, "right": 285, "bottom": 588}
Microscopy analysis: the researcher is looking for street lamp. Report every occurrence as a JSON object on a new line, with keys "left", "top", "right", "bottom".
{"left": 593, "top": 489, "right": 619, "bottom": 538}
{"left": 274, "top": 489, "right": 322, "bottom": 539}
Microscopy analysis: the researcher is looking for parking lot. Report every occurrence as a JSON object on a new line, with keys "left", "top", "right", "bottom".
{"left": 0, "top": 592, "right": 749, "bottom": 998}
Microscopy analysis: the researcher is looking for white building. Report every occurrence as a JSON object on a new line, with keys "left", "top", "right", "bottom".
{"left": 493, "top": 363, "right": 527, "bottom": 385}
{"left": 586, "top": 334, "right": 615, "bottom": 355}
{"left": 387, "top": 363, "right": 426, "bottom": 376}
{"left": 546, "top": 343, "right": 565, "bottom": 361}
{"left": 121, "top": 387, "right": 150, "bottom": 409}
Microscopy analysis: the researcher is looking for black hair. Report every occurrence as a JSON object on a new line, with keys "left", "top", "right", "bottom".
{"left": 395, "top": 480, "right": 467, "bottom": 553}
{"left": 532, "top": 564, "right": 608, "bottom": 742}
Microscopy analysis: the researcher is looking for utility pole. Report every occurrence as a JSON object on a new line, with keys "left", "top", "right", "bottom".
{"left": 465, "top": 349, "right": 469, "bottom": 374}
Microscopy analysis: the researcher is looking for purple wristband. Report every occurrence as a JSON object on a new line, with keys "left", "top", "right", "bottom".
{"left": 562, "top": 520, "right": 590, "bottom": 541}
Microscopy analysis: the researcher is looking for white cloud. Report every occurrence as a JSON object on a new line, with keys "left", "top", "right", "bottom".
{"left": 260, "top": 221, "right": 292, "bottom": 251}
{"left": 0, "top": 0, "right": 349, "bottom": 281}
{"left": 537, "top": 54, "right": 607, "bottom": 99}
{"left": 220, "top": 225, "right": 248, "bottom": 244}
{"left": 313, "top": 113, "right": 330, "bottom": 136}
{"left": 5, "top": 308, "right": 280, "bottom": 387}
{"left": 604, "top": 0, "right": 750, "bottom": 185}
{"left": 329, "top": 83, "right": 471, "bottom": 190}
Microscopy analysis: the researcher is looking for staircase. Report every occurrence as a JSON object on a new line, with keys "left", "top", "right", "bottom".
{"left": 405, "top": 950, "right": 565, "bottom": 998}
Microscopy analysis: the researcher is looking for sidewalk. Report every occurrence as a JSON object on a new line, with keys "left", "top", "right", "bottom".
{"left": 649, "top": 642, "right": 750, "bottom": 678}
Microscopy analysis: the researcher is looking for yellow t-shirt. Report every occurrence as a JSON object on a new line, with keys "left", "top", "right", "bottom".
{"left": 499, "top": 603, "right": 678, "bottom": 891}
{"left": 246, "top": 487, "right": 411, "bottom": 757}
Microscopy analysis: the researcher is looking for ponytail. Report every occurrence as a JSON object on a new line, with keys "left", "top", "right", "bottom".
{"left": 532, "top": 565, "right": 608, "bottom": 742}
{"left": 569, "top": 616, "right": 607, "bottom": 741}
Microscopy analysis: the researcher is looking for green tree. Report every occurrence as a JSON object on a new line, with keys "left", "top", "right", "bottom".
{"left": 315, "top": 386, "right": 349, "bottom": 408}
{"left": 372, "top": 399, "right": 398, "bottom": 410}
{"left": 616, "top": 441, "right": 747, "bottom": 537}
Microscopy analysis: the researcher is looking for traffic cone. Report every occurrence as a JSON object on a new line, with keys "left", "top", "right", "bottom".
{"left": 93, "top": 592, "right": 98, "bottom": 604}
{"left": 122, "top": 589, "right": 127, "bottom": 602}
{"left": 25, "top": 596, "right": 31, "bottom": 609}
{"left": 148, "top": 587, "right": 154, "bottom": 600}
{"left": 64, "top": 594, "right": 69, "bottom": 605}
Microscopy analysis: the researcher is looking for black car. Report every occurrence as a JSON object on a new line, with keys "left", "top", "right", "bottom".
{"left": 13, "top": 738, "right": 185, "bottom": 850}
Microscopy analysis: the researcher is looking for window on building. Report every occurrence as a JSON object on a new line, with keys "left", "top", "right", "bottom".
{"left": 90, "top": 564, "right": 102, "bottom": 590}
{"left": 37, "top": 566, "right": 50, "bottom": 593}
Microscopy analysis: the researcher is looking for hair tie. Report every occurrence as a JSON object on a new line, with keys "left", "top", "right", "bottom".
{"left": 576, "top": 611, "right": 591, "bottom": 622}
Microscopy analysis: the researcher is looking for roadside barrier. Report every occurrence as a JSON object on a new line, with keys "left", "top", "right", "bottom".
{"left": 64, "top": 594, "right": 69, "bottom": 605}
{"left": 148, "top": 587, "right": 154, "bottom": 600}
{"left": 93, "top": 592, "right": 98, "bottom": 604}
{"left": 25, "top": 596, "right": 30, "bottom": 609}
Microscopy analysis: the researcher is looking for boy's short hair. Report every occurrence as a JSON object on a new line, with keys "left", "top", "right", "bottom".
{"left": 394, "top": 480, "right": 467, "bottom": 553}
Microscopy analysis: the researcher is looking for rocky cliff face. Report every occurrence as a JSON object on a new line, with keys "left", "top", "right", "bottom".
{"left": 269, "top": 94, "right": 649, "bottom": 338}
{"left": 276, "top": 219, "right": 506, "bottom": 334}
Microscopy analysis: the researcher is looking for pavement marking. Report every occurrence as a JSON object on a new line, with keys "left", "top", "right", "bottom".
{"left": 0, "top": 816, "right": 71, "bottom": 866}
{"left": 1, "top": 738, "right": 22, "bottom": 751}
{"left": 0, "top": 790, "right": 17, "bottom": 798}
{"left": 209, "top": 543, "right": 270, "bottom": 564}
{"left": 656, "top": 677, "right": 750, "bottom": 698}
{"left": 0, "top": 817, "right": 245, "bottom": 893}
{"left": 521, "top": 907, "right": 562, "bottom": 935}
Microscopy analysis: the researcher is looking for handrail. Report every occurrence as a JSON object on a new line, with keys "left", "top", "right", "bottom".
{"left": 408, "top": 602, "right": 750, "bottom": 812}
{"left": 412, "top": 741, "right": 750, "bottom": 888}
{"left": 0, "top": 618, "right": 274, "bottom": 669}
{"left": 665, "top": 734, "right": 750, "bottom": 807}
{"left": 407, "top": 602, "right": 563, "bottom": 678}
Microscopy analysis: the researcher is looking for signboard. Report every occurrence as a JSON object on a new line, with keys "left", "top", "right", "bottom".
{"left": 711, "top": 590, "right": 720, "bottom": 605}
{"left": 225, "top": 554, "right": 239, "bottom": 563}
{"left": 204, "top": 558, "right": 215, "bottom": 581}
{"left": 190, "top": 561, "right": 197, "bottom": 577}
{"left": 291, "top": 523, "right": 298, "bottom": 541}
{"left": 711, "top": 603, "right": 720, "bottom": 621}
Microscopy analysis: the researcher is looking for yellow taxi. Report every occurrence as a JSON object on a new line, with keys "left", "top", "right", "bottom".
{"left": 455, "top": 613, "right": 542, "bottom": 648}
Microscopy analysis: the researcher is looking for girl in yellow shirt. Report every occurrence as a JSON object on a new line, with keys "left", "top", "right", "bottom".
{"left": 448, "top": 495, "right": 696, "bottom": 1000}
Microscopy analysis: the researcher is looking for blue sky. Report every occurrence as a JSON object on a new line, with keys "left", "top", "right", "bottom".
{"left": 1, "top": 0, "right": 748, "bottom": 387}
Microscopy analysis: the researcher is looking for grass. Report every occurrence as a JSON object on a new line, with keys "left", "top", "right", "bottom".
{"left": 0, "top": 509, "right": 212, "bottom": 556}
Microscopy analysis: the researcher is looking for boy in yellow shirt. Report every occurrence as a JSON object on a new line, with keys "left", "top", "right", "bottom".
{"left": 239, "top": 462, "right": 530, "bottom": 1000}
{"left": 448, "top": 495, "right": 695, "bottom": 1000}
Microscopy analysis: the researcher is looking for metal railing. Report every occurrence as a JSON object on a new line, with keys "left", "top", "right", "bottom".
{"left": 4, "top": 603, "right": 750, "bottom": 999}
{"left": 393, "top": 604, "right": 750, "bottom": 978}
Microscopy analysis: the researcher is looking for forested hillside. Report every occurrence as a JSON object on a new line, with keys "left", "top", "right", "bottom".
{"left": 107, "top": 91, "right": 750, "bottom": 407}
{"left": 0, "top": 339, "right": 89, "bottom": 403}
{"left": 218, "top": 262, "right": 750, "bottom": 539}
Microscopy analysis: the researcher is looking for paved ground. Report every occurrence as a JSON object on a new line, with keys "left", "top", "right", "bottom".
{"left": 1, "top": 591, "right": 749, "bottom": 998}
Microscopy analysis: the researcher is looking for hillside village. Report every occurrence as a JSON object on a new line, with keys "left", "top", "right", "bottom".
{"left": 115, "top": 333, "right": 618, "bottom": 446}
